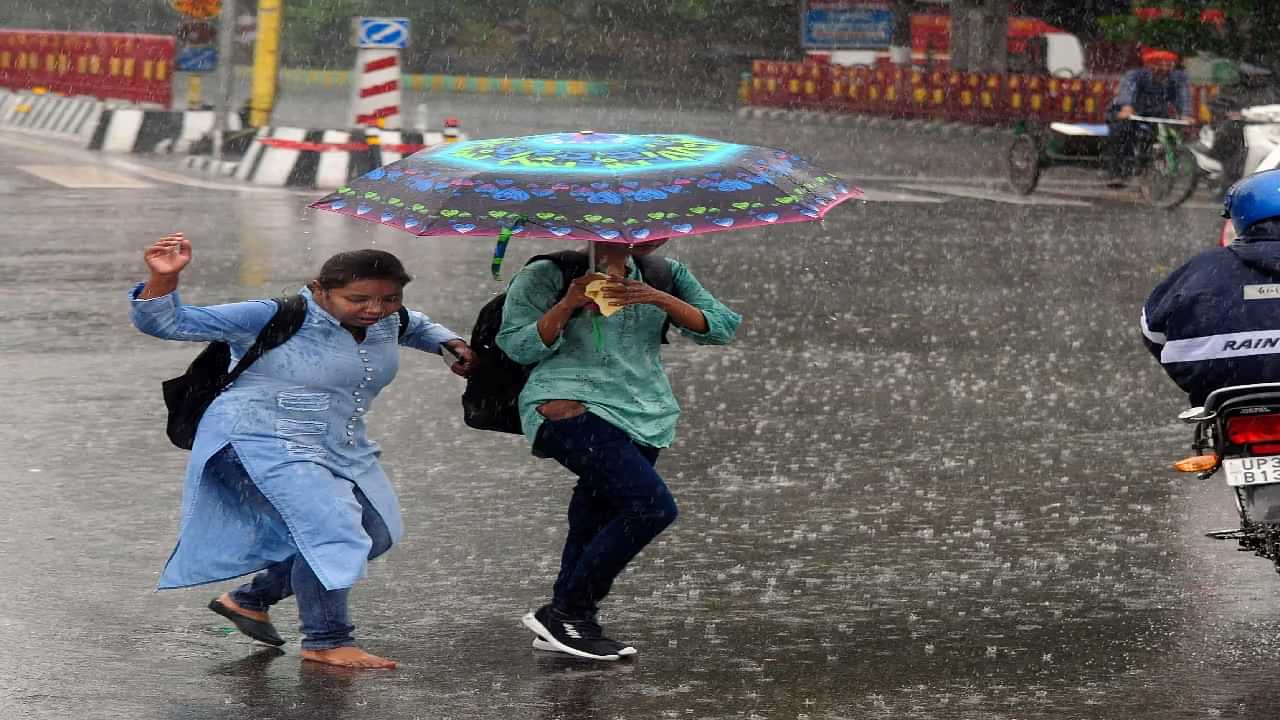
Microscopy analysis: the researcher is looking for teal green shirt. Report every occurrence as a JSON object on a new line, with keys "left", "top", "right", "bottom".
{"left": 497, "top": 257, "right": 741, "bottom": 449}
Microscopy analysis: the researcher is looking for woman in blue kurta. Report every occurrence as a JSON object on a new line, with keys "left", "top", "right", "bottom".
{"left": 131, "top": 233, "right": 474, "bottom": 669}
{"left": 499, "top": 238, "right": 741, "bottom": 661}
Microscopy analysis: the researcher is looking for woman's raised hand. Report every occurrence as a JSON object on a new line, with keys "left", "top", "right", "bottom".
{"left": 144, "top": 233, "right": 192, "bottom": 276}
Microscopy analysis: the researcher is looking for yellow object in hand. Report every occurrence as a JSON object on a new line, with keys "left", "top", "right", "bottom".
{"left": 584, "top": 277, "right": 625, "bottom": 317}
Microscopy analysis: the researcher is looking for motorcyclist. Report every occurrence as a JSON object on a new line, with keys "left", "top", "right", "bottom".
{"left": 1207, "top": 64, "right": 1280, "bottom": 196}
{"left": 1141, "top": 169, "right": 1280, "bottom": 405}
{"left": 1104, "top": 49, "right": 1194, "bottom": 187}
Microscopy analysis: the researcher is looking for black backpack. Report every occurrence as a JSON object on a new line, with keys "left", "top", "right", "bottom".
{"left": 162, "top": 296, "right": 409, "bottom": 450}
{"left": 462, "top": 251, "right": 675, "bottom": 434}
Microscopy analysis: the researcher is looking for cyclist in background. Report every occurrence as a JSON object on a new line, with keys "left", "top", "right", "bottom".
{"left": 1104, "top": 49, "right": 1194, "bottom": 187}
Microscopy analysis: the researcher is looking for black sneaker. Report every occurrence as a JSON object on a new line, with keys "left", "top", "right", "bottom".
{"left": 532, "top": 636, "right": 638, "bottom": 658}
{"left": 522, "top": 605, "right": 636, "bottom": 661}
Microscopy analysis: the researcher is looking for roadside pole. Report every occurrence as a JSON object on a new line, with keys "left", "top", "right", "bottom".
{"left": 888, "top": 0, "right": 911, "bottom": 65}
{"left": 249, "top": 0, "right": 281, "bottom": 127}
{"left": 212, "top": 0, "right": 235, "bottom": 156}
{"left": 186, "top": 74, "right": 203, "bottom": 110}
{"left": 952, "top": 0, "right": 1009, "bottom": 73}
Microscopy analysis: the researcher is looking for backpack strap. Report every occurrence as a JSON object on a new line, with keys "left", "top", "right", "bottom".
{"left": 221, "top": 295, "right": 308, "bottom": 386}
{"left": 525, "top": 250, "right": 589, "bottom": 298}
{"left": 634, "top": 255, "right": 675, "bottom": 294}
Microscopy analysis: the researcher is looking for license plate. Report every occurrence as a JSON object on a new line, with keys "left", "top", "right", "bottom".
{"left": 1224, "top": 456, "right": 1280, "bottom": 486}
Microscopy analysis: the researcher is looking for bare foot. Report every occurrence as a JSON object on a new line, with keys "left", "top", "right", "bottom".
{"left": 217, "top": 592, "right": 269, "bottom": 622}
{"left": 301, "top": 646, "right": 397, "bottom": 669}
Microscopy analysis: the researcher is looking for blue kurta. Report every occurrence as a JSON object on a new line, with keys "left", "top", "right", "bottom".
{"left": 130, "top": 285, "right": 461, "bottom": 591}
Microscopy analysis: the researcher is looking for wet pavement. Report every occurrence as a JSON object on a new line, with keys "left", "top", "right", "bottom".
{"left": 0, "top": 94, "right": 1272, "bottom": 720}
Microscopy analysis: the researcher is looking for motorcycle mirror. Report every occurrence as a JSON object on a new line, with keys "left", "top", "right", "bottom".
{"left": 1178, "top": 407, "right": 1215, "bottom": 423}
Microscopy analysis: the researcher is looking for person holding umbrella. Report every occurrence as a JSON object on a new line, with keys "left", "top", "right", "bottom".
{"left": 498, "top": 237, "right": 741, "bottom": 661}
{"left": 307, "top": 131, "right": 853, "bottom": 661}
{"left": 130, "top": 233, "right": 475, "bottom": 669}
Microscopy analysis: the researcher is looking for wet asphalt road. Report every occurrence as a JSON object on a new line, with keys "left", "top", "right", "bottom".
{"left": 0, "top": 92, "right": 1273, "bottom": 720}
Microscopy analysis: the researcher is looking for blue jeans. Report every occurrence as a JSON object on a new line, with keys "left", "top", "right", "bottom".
{"left": 210, "top": 447, "right": 393, "bottom": 651}
{"left": 533, "top": 412, "right": 678, "bottom": 618}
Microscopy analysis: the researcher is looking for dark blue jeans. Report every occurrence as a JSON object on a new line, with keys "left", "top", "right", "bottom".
{"left": 534, "top": 412, "right": 679, "bottom": 619}
{"left": 211, "top": 447, "right": 393, "bottom": 651}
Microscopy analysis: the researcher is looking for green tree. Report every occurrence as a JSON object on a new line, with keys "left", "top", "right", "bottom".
{"left": 1099, "top": 1, "right": 1280, "bottom": 68}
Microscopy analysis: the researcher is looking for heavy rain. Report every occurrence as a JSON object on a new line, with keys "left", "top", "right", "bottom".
{"left": 3, "top": 1, "right": 1280, "bottom": 719}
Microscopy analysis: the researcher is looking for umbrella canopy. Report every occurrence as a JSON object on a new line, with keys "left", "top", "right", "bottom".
{"left": 309, "top": 131, "right": 859, "bottom": 244}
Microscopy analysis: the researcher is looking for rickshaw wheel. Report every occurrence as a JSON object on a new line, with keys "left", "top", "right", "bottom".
{"left": 1007, "top": 134, "right": 1041, "bottom": 195}
{"left": 1139, "top": 145, "right": 1198, "bottom": 209}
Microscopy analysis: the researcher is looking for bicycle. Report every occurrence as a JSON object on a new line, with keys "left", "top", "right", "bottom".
{"left": 1129, "top": 115, "right": 1199, "bottom": 208}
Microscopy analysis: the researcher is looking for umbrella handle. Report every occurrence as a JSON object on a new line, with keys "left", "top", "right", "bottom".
{"left": 490, "top": 217, "right": 525, "bottom": 281}
{"left": 592, "top": 313, "right": 603, "bottom": 352}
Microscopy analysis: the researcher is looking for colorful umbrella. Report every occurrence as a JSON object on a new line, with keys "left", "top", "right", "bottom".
{"left": 309, "top": 131, "right": 860, "bottom": 276}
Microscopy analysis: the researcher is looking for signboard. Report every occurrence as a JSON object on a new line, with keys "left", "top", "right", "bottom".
{"left": 171, "top": 0, "right": 222, "bottom": 19}
{"left": 177, "top": 20, "right": 217, "bottom": 46}
{"left": 801, "top": 0, "right": 893, "bottom": 49}
{"left": 176, "top": 17, "right": 217, "bottom": 72}
{"left": 176, "top": 46, "right": 217, "bottom": 72}
{"left": 354, "top": 17, "right": 409, "bottom": 49}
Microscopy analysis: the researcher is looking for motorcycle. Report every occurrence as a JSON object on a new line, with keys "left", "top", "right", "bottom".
{"left": 1193, "top": 105, "right": 1280, "bottom": 247}
{"left": 1187, "top": 103, "right": 1280, "bottom": 198}
{"left": 1175, "top": 383, "right": 1280, "bottom": 570}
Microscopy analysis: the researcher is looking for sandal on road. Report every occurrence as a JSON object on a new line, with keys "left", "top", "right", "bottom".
{"left": 208, "top": 598, "right": 285, "bottom": 646}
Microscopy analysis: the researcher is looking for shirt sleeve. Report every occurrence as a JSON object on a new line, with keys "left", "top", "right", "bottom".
{"left": 669, "top": 260, "right": 741, "bottom": 345}
{"left": 497, "top": 261, "right": 565, "bottom": 365}
{"left": 128, "top": 282, "right": 276, "bottom": 345}
{"left": 398, "top": 308, "right": 463, "bottom": 354}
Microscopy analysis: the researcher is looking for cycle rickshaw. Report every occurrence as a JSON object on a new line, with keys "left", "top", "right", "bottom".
{"left": 1006, "top": 115, "right": 1199, "bottom": 208}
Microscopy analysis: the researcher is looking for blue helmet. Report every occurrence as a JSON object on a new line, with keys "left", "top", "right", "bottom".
{"left": 1224, "top": 169, "right": 1280, "bottom": 235}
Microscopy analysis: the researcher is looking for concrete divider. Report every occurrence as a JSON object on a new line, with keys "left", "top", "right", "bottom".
{"left": 232, "top": 66, "right": 612, "bottom": 98}
{"left": 0, "top": 91, "right": 104, "bottom": 146}
{"left": 0, "top": 90, "right": 243, "bottom": 154}
{"left": 89, "top": 108, "right": 243, "bottom": 154}
{"left": 182, "top": 155, "right": 240, "bottom": 177}
{"left": 233, "top": 126, "right": 464, "bottom": 189}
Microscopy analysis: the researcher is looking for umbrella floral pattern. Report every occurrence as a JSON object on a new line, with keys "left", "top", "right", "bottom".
{"left": 310, "top": 131, "right": 860, "bottom": 243}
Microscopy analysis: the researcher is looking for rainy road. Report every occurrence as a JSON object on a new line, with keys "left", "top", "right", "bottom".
{"left": 0, "top": 95, "right": 1273, "bottom": 720}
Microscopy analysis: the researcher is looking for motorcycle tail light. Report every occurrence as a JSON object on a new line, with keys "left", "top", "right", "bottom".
{"left": 1173, "top": 453, "right": 1218, "bottom": 472}
{"left": 1226, "top": 414, "right": 1280, "bottom": 445}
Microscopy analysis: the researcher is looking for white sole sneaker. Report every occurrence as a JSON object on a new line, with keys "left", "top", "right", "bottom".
{"left": 532, "top": 636, "right": 638, "bottom": 657}
{"left": 521, "top": 610, "right": 633, "bottom": 661}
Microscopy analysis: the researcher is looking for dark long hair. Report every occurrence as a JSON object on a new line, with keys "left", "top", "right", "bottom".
{"left": 311, "top": 249, "right": 412, "bottom": 290}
